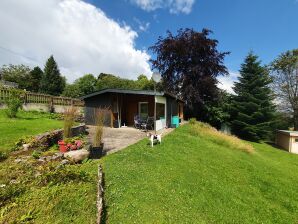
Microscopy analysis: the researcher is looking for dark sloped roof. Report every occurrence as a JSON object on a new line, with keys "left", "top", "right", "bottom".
{"left": 80, "top": 88, "right": 184, "bottom": 102}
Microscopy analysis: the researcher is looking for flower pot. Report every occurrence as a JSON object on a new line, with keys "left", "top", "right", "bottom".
{"left": 89, "top": 144, "right": 104, "bottom": 159}
{"left": 58, "top": 140, "right": 68, "bottom": 153}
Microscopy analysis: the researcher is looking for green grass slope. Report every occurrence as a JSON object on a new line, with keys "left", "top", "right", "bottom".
{"left": 101, "top": 123, "right": 298, "bottom": 224}
{"left": 0, "top": 110, "right": 63, "bottom": 153}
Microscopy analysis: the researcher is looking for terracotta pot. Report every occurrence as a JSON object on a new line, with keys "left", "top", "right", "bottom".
{"left": 58, "top": 140, "right": 68, "bottom": 153}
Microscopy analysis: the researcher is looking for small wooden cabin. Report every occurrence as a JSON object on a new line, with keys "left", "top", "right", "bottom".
{"left": 81, "top": 89, "right": 184, "bottom": 131}
{"left": 276, "top": 130, "right": 298, "bottom": 154}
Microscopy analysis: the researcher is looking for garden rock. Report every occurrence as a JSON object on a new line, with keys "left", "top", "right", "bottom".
{"left": 63, "top": 149, "right": 90, "bottom": 163}
{"left": 23, "top": 143, "right": 30, "bottom": 151}
{"left": 60, "top": 159, "right": 70, "bottom": 165}
{"left": 14, "top": 158, "right": 23, "bottom": 163}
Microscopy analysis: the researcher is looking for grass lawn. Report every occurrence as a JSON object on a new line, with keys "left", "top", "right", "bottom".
{"left": 101, "top": 123, "right": 298, "bottom": 223}
{"left": 0, "top": 110, "right": 63, "bottom": 153}
{"left": 2, "top": 111, "right": 298, "bottom": 223}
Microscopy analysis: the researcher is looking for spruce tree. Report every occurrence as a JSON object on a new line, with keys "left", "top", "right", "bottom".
{"left": 231, "top": 52, "right": 275, "bottom": 141}
{"left": 40, "top": 56, "right": 65, "bottom": 95}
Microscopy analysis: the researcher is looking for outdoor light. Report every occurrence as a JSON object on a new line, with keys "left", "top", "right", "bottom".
{"left": 152, "top": 72, "right": 161, "bottom": 83}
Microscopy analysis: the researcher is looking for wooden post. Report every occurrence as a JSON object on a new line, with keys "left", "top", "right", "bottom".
{"left": 110, "top": 110, "right": 113, "bottom": 128}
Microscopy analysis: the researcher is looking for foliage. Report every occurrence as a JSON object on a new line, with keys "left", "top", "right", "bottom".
{"left": 1, "top": 64, "right": 31, "bottom": 89}
{"left": 40, "top": 55, "right": 66, "bottom": 96}
{"left": 4, "top": 88, "right": 24, "bottom": 118}
{"left": 0, "top": 157, "right": 97, "bottom": 223}
{"left": 101, "top": 125, "right": 298, "bottom": 223}
{"left": 270, "top": 49, "right": 298, "bottom": 130}
{"left": 60, "top": 136, "right": 85, "bottom": 151}
{"left": 204, "top": 90, "right": 232, "bottom": 128}
{"left": 190, "top": 120, "right": 254, "bottom": 153}
{"left": 97, "top": 73, "right": 157, "bottom": 91}
{"left": 150, "top": 28, "right": 229, "bottom": 122}
{"left": 0, "top": 184, "right": 25, "bottom": 207}
{"left": 62, "top": 74, "right": 97, "bottom": 98}
{"left": 32, "top": 150, "right": 41, "bottom": 159}
{"left": 63, "top": 107, "right": 77, "bottom": 139}
{"left": 231, "top": 52, "right": 276, "bottom": 141}
{"left": 29, "top": 66, "right": 44, "bottom": 92}
{"left": 37, "top": 166, "right": 90, "bottom": 186}
{"left": 92, "top": 108, "right": 106, "bottom": 147}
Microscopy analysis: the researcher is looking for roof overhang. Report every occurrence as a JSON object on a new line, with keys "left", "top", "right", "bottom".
{"left": 80, "top": 88, "right": 184, "bottom": 102}
{"left": 277, "top": 130, "right": 298, "bottom": 137}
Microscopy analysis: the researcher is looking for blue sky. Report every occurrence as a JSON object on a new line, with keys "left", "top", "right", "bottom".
{"left": 0, "top": 0, "right": 297, "bottom": 91}
{"left": 90, "top": 0, "right": 298, "bottom": 72}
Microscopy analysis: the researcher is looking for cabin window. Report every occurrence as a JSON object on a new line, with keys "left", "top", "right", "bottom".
{"left": 156, "top": 103, "right": 165, "bottom": 120}
{"left": 139, "top": 102, "right": 148, "bottom": 119}
{"left": 295, "top": 138, "right": 298, "bottom": 143}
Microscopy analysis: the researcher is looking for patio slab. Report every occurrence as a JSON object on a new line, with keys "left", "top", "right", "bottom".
{"left": 87, "top": 126, "right": 175, "bottom": 155}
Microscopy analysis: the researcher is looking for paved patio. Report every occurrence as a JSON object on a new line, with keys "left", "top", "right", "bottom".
{"left": 87, "top": 126, "right": 175, "bottom": 155}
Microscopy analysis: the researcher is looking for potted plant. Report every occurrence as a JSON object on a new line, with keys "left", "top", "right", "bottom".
{"left": 90, "top": 108, "right": 105, "bottom": 158}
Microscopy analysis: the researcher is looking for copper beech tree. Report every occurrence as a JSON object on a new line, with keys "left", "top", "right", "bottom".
{"left": 149, "top": 28, "right": 229, "bottom": 123}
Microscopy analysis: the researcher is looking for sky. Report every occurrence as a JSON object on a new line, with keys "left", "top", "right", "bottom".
{"left": 0, "top": 0, "right": 297, "bottom": 92}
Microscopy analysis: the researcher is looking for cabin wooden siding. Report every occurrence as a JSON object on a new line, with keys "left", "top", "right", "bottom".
{"left": 84, "top": 93, "right": 112, "bottom": 126}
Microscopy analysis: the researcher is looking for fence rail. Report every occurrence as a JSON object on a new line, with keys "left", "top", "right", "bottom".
{"left": 0, "top": 88, "right": 84, "bottom": 107}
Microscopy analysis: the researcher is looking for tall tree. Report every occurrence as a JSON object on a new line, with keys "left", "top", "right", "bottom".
{"left": 63, "top": 74, "right": 97, "bottom": 98}
{"left": 40, "top": 55, "right": 65, "bottom": 95}
{"left": 28, "top": 66, "right": 43, "bottom": 92}
{"left": 231, "top": 53, "right": 275, "bottom": 141}
{"left": 149, "top": 28, "right": 229, "bottom": 124}
{"left": 270, "top": 49, "right": 298, "bottom": 130}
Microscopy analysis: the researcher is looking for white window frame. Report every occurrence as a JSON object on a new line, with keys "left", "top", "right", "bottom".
{"left": 138, "top": 102, "right": 149, "bottom": 119}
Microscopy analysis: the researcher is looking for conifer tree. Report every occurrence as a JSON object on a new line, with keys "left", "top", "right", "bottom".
{"left": 231, "top": 52, "right": 275, "bottom": 141}
{"left": 40, "top": 55, "right": 65, "bottom": 95}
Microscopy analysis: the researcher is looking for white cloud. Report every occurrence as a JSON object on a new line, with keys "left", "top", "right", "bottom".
{"left": 131, "top": 0, "right": 195, "bottom": 14}
{"left": 217, "top": 71, "right": 239, "bottom": 94}
{"left": 0, "top": 0, "right": 152, "bottom": 82}
{"left": 133, "top": 17, "right": 150, "bottom": 32}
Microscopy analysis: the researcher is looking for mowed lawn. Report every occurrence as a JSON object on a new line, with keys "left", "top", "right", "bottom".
{"left": 101, "top": 124, "right": 298, "bottom": 223}
{"left": 0, "top": 110, "right": 63, "bottom": 153}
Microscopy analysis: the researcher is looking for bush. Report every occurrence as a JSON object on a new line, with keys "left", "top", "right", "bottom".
{"left": 4, "top": 89, "right": 23, "bottom": 118}
{"left": 190, "top": 121, "right": 254, "bottom": 153}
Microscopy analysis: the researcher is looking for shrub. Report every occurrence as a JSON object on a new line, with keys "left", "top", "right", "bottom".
{"left": 190, "top": 121, "right": 254, "bottom": 153}
{"left": 4, "top": 89, "right": 24, "bottom": 118}
{"left": 63, "top": 107, "right": 78, "bottom": 139}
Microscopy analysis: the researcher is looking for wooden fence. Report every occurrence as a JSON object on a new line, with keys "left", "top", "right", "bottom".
{"left": 0, "top": 88, "right": 84, "bottom": 107}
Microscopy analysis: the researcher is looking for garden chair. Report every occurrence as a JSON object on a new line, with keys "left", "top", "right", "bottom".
{"left": 141, "top": 116, "right": 154, "bottom": 132}
{"left": 134, "top": 114, "right": 142, "bottom": 129}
